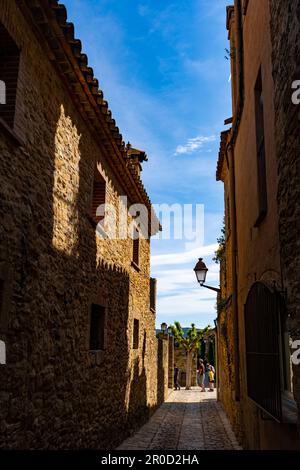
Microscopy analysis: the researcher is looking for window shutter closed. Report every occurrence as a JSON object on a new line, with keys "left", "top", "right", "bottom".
{"left": 133, "top": 230, "right": 139, "bottom": 265}
{"left": 150, "top": 277, "right": 156, "bottom": 311}
{"left": 91, "top": 179, "right": 106, "bottom": 223}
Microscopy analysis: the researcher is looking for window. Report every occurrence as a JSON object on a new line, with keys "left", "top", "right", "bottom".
{"left": 244, "top": 282, "right": 290, "bottom": 422}
{"left": 89, "top": 304, "right": 105, "bottom": 351}
{"left": 254, "top": 69, "right": 268, "bottom": 226}
{"left": 91, "top": 171, "right": 106, "bottom": 224}
{"left": 150, "top": 277, "right": 156, "bottom": 312}
{"left": 0, "top": 23, "right": 20, "bottom": 128}
{"left": 132, "top": 227, "right": 140, "bottom": 266}
{"left": 133, "top": 319, "right": 139, "bottom": 349}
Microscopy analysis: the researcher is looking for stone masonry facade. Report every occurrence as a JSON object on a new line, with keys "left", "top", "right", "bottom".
{"left": 269, "top": 0, "right": 300, "bottom": 420}
{"left": 0, "top": 0, "right": 161, "bottom": 449}
{"left": 216, "top": 0, "right": 300, "bottom": 450}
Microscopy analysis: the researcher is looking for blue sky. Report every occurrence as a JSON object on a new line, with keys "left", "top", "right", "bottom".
{"left": 63, "top": 0, "right": 232, "bottom": 328}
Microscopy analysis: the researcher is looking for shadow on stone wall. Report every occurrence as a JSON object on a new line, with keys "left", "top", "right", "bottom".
{"left": 0, "top": 97, "right": 136, "bottom": 449}
{"left": 157, "top": 338, "right": 166, "bottom": 405}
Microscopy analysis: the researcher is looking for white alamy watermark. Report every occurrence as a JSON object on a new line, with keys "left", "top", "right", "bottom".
{"left": 95, "top": 196, "right": 204, "bottom": 248}
{"left": 291, "top": 80, "right": 300, "bottom": 104}
{"left": 0, "top": 80, "right": 6, "bottom": 105}
{"left": 291, "top": 340, "right": 300, "bottom": 365}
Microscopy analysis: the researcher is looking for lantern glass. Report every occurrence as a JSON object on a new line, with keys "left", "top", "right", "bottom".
{"left": 194, "top": 258, "right": 208, "bottom": 286}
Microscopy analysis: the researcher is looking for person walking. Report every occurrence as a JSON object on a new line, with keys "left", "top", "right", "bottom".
{"left": 208, "top": 365, "right": 215, "bottom": 391}
{"left": 197, "top": 359, "right": 206, "bottom": 392}
{"left": 174, "top": 364, "right": 180, "bottom": 390}
{"left": 204, "top": 362, "right": 210, "bottom": 389}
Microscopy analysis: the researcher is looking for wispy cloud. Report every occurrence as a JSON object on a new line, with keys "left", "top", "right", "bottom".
{"left": 174, "top": 135, "right": 216, "bottom": 156}
{"left": 151, "top": 243, "right": 218, "bottom": 267}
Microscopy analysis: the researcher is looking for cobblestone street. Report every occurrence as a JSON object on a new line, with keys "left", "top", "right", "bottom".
{"left": 118, "top": 388, "right": 242, "bottom": 450}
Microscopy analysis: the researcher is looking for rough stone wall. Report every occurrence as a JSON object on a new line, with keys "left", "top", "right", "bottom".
{"left": 233, "top": 0, "right": 282, "bottom": 450}
{"left": 0, "top": 0, "right": 158, "bottom": 449}
{"left": 217, "top": 162, "right": 241, "bottom": 442}
{"left": 217, "top": 0, "right": 300, "bottom": 450}
{"left": 156, "top": 336, "right": 170, "bottom": 404}
{"left": 269, "top": 0, "right": 300, "bottom": 422}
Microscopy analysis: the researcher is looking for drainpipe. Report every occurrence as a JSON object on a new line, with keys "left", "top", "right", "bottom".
{"left": 225, "top": 0, "right": 244, "bottom": 402}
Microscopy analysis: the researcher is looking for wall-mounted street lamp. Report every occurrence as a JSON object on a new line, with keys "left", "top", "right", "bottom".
{"left": 193, "top": 258, "right": 220, "bottom": 293}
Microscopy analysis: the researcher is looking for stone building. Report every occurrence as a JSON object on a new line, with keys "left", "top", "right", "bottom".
{"left": 173, "top": 347, "right": 197, "bottom": 388}
{"left": 0, "top": 0, "right": 161, "bottom": 449}
{"left": 216, "top": 0, "right": 300, "bottom": 450}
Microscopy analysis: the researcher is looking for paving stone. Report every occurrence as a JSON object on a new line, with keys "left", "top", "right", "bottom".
{"left": 117, "top": 388, "right": 242, "bottom": 450}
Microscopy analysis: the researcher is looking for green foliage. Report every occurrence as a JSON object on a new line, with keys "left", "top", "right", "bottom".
{"left": 170, "top": 322, "right": 209, "bottom": 353}
{"left": 217, "top": 296, "right": 229, "bottom": 314}
{"left": 213, "top": 219, "right": 226, "bottom": 264}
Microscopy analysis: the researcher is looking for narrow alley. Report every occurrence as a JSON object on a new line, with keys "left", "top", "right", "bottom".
{"left": 2, "top": 0, "right": 300, "bottom": 460}
{"left": 118, "top": 389, "right": 242, "bottom": 451}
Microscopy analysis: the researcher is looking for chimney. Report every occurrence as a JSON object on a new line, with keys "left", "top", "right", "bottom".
{"left": 126, "top": 142, "right": 148, "bottom": 178}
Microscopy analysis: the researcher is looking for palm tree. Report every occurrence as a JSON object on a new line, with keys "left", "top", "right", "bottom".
{"left": 170, "top": 322, "right": 209, "bottom": 390}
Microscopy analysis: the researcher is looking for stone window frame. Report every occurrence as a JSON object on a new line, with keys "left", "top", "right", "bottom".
{"left": 87, "top": 296, "right": 108, "bottom": 366}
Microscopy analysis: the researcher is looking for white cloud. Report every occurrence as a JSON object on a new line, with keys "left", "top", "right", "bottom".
{"left": 153, "top": 265, "right": 219, "bottom": 295}
{"left": 151, "top": 243, "right": 218, "bottom": 267}
{"left": 156, "top": 291, "right": 217, "bottom": 328}
{"left": 174, "top": 135, "right": 216, "bottom": 156}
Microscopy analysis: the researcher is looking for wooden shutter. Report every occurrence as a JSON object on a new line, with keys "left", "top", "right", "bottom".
{"left": 0, "top": 23, "right": 20, "bottom": 128}
{"left": 150, "top": 277, "right": 157, "bottom": 311}
{"left": 91, "top": 178, "right": 106, "bottom": 223}
{"left": 132, "top": 229, "right": 139, "bottom": 265}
